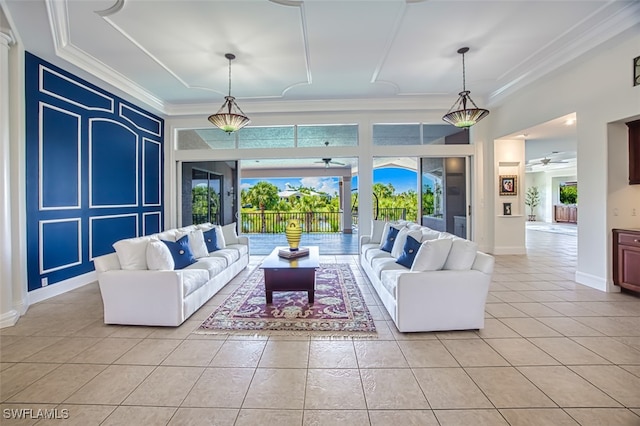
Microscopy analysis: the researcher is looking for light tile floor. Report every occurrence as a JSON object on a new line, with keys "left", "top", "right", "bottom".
{"left": 2, "top": 229, "right": 640, "bottom": 425}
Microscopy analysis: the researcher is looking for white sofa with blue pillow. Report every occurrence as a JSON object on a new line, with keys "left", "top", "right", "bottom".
{"left": 93, "top": 222, "right": 249, "bottom": 326}
{"left": 360, "top": 220, "right": 494, "bottom": 333}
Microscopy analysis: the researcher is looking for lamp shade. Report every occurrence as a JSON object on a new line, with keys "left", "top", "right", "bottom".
{"left": 442, "top": 91, "right": 489, "bottom": 128}
{"left": 208, "top": 96, "right": 250, "bottom": 133}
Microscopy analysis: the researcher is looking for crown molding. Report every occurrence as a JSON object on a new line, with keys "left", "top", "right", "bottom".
{"left": 489, "top": 1, "right": 640, "bottom": 104}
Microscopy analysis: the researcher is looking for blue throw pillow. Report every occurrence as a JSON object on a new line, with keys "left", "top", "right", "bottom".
{"left": 381, "top": 226, "right": 400, "bottom": 252}
{"left": 162, "top": 235, "right": 196, "bottom": 270}
{"left": 396, "top": 235, "right": 422, "bottom": 268}
{"left": 202, "top": 228, "right": 219, "bottom": 252}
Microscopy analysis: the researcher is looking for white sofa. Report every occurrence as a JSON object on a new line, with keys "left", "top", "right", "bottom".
{"left": 360, "top": 220, "right": 494, "bottom": 333}
{"left": 93, "top": 222, "right": 249, "bottom": 326}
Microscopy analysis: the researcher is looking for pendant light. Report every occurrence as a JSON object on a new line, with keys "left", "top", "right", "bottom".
{"left": 442, "top": 47, "right": 489, "bottom": 129}
{"left": 208, "top": 53, "right": 250, "bottom": 133}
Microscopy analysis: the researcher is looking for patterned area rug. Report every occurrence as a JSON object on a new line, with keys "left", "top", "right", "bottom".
{"left": 196, "top": 263, "right": 376, "bottom": 337}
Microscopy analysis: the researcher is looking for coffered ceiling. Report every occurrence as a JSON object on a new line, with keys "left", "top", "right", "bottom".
{"left": 3, "top": 0, "right": 638, "bottom": 117}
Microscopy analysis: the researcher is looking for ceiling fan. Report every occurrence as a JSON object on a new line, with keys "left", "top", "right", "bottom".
{"left": 530, "top": 152, "right": 569, "bottom": 166}
{"left": 315, "top": 141, "right": 345, "bottom": 168}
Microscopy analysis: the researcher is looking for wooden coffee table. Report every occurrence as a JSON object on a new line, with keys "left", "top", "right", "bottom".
{"left": 260, "top": 246, "right": 320, "bottom": 304}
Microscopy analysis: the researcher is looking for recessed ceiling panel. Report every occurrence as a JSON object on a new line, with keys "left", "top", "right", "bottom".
{"left": 69, "top": 0, "right": 309, "bottom": 101}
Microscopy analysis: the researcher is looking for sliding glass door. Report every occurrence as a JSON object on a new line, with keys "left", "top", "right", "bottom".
{"left": 421, "top": 157, "right": 470, "bottom": 238}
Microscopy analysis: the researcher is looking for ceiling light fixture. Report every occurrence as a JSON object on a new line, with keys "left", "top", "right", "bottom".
{"left": 442, "top": 47, "right": 489, "bottom": 129}
{"left": 208, "top": 53, "right": 250, "bottom": 134}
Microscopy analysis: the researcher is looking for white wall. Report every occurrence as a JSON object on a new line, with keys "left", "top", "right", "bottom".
{"left": 477, "top": 26, "right": 640, "bottom": 291}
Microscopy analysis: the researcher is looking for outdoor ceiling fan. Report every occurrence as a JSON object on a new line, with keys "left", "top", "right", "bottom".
{"left": 315, "top": 141, "right": 345, "bottom": 168}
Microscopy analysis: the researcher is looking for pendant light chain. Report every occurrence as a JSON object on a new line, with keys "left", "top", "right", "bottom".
{"left": 228, "top": 56, "right": 232, "bottom": 97}
{"left": 461, "top": 50, "right": 466, "bottom": 92}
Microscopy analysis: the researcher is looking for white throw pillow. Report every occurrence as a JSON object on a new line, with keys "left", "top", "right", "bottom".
{"left": 391, "top": 227, "right": 410, "bottom": 259}
{"left": 420, "top": 229, "right": 441, "bottom": 242}
{"left": 214, "top": 225, "right": 226, "bottom": 249}
{"left": 443, "top": 238, "right": 478, "bottom": 271}
{"left": 196, "top": 222, "right": 214, "bottom": 231}
{"left": 175, "top": 229, "right": 210, "bottom": 259}
{"left": 371, "top": 220, "right": 386, "bottom": 244}
{"left": 391, "top": 229, "right": 422, "bottom": 259}
{"left": 411, "top": 238, "right": 453, "bottom": 272}
{"left": 221, "top": 223, "right": 239, "bottom": 245}
{"left": 113, "top": 237, "right": 151, "bottom": 270}
{"left": 146, "top": 240, "right": 175, "bottom": 270}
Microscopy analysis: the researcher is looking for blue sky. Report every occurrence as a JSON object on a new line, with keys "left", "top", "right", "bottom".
{"left": 241, "top": 167, "right": 419, "bottom": 195}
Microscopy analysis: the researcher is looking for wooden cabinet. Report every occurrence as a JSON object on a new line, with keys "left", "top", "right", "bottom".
{"left": 613, "top": 229, "right": 640, "bottom": 293}
{"left": 626, "top": 119, "right": 640, "bottom": 185}
{"left": 554, "top": 205, "right": 577, "bottom": 223}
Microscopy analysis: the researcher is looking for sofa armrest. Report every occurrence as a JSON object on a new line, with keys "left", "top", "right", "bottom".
{"left": 237, "top": 235, "right": 249, "bottom": 246}
{"left": 391, "top": 270, "right": 491, "bottom": 332}
{"left": 472, "top": 252, "right": 495, "bottom": 274}
{"left": 360, "top": 235, "right": 373, "bottom": 253}
{"left": 93, "top": 253, "right": 121, "bottom": 272}
{"left": 97, "top": 269, "right": 207, "bottom": 326}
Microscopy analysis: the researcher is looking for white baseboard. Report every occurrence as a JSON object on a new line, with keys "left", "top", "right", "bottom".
{"left": 0, "top": 309, "right": 19, "bottom": 328}
{"left": 491, "top": 246, "right": 527, "bottom": 255}
{"left": 575, "top": 270, "right": 608, "bottom": 292}
{"left": 28, "top": 271, "right": 97, "bottom": 304}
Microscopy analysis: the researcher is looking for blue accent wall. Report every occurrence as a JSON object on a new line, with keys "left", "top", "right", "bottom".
{"left": 25, "top": 52, "right": 164, "bottom": 291}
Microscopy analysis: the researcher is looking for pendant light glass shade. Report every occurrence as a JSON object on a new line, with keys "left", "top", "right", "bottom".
{"left": 442, "top": 47, "right": 489, "bottom": 129}
{"left": 208, "top": 53, "right": 250, "bottom": 133}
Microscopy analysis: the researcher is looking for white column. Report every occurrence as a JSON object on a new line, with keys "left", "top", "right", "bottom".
{"left": 341, "top": 177, "right": 352, "bottom": 233}
{"left": 0, "top": 30, "right": 18, "bottom": 328}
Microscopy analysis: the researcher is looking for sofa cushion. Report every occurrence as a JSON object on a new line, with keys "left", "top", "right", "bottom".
{"left": 176, "top": 229, "right": 209, "bottom": 259}
{"left": 371, "top": 219, "right": 387, "bottom": 244}
{"left": 113, "top": 236, "right": 152, "bottom": 270}
{"left": 208, "top": 248, "right": 240, "bottom": 267}
{"left": 365, "top": 248, "right": 392, "bottom": 263}
{"left": 146, "top": 240, "right": 175, "bottom": 270}
{"left": 380, "top": 225, "right": 401, "bottom": 252}
{"left": 179, "top": 268, "right": 211, "bottom": 298}
{"left": 185, "top": 257, "right": 226, "bottom": 281}
{"left": 395, "top": 235, "right": 422, "bottom": 268}
{"left": 161, "top": 235, "right": 197, "bottom": 270}
{"left": 361, "top": 243, "right": 379, "bottom": 257}
{"left": 372, "top": 257, "right": 407, "bottom": 279}
{"left": 226, "top": 243, "right": 249, "bottom": 257}
{"left": 443, "top": 238, "right": 478, "bottom": 271}
{"left": 411, "top": 238, "right": 453, "bottom": 271}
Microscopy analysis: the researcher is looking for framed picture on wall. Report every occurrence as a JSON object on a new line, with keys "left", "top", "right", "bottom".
{"left": 499, "top": 175, "right": 517, "bottom": 196}
{"left": 503, "top": 202, "right": 512, "bottom": 216}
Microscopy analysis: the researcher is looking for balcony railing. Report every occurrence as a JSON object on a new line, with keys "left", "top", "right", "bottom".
{"left": 241, "top": 207, "right": 406, "bottom": 234}
{"left": 241, "top": 211, "right": 343, "bottom": 234}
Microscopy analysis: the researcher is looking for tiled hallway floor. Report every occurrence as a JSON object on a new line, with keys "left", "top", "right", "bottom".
{"left": 1, "top": 229, "right": 640, "bottom": 425}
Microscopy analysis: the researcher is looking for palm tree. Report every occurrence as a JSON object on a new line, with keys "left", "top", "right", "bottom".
{"left": 245, "top": 181, "right": 279, "bottom": 232}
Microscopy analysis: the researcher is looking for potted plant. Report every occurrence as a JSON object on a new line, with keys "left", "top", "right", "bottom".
{"left": 525, "top": 186, "right": 541, "bottom": 221}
